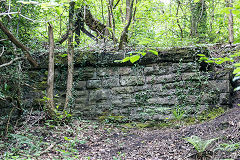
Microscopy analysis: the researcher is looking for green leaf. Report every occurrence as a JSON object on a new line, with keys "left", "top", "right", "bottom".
{"left": 114, "top": 60, "right": 122, "bottom": 63}
{"left": 148, "top": 50, "right": 158, "bottom": 56}
{"left": 122, "top": 57, "right": 130, "bottom": 63}
{"left": 215, "top": 60, "right": 224, "bottom": 64}
{"left": 130, "top": 55, "right": 140, "bottom": 63}
{"left": 233, "top": 63, "right": 240, "bottom": 67}
{"left": 197, "top": 54, "right": 206, "bottom": 57}
{"left": 232, "top": 9, "right": 240, "bottom": 15}
{"left": 59, "top": 54, "right": 67, "bottom": 57}
{"left": 200, "top": 57, "right": 208, "bottom": 61}
{"left": 233, "top": 67, "right": 240, "bottom": 74}
{"left": 138, "top": 52, "right": 146, "bottom": 56}
{"left": 64, "top": 137, "right": 70, "bottom": 141}
{"left": 206, "top": 60, "right": 214, "bottom": 63}
{"left": 184, "top": 136, "right": 217, "bottom": 153}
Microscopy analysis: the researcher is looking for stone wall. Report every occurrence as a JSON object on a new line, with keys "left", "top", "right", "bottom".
{"left": 0, "top": 47, "right": 232, "bottom": 122}
{"left": 53, "top": 47, "right": 232, "bottom": 121}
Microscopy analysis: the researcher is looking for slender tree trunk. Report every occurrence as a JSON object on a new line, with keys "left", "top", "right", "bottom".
{"left": 176, "top": 0, "right": 183, "bottom": 40}
{"left": 119, "top": 0, "right": 134, "bottom": 50}
{"left": 65, "top": 1, "right": 75, "bottom": 110}
{"left": 126, "top": 0, "right": 131, "bottom": 23}
{"left": 132, "top": 0, "right": 137, "bottom": 24}
{"left": 120, "top": 0, "right": 124, "bottom": 23}
{"left": 108, "top": 0, "right": 116, "bottom": 43}
{"left": 46, "top": 23, "right": 56, "bottom": 118}
{"left": 226, "top": 0, "right": 234, "bottom": 45}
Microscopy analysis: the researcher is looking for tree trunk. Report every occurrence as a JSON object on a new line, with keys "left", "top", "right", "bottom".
{"left": 126, "top": 0, "right": 131, "bottom": 23}
{"left": 107, "top": 0, "right": 116, "bottom": 43}
{"left": 190, "top": 0, "right": 207, "bottom": 40}
{"left": 227, "top": 0, "right": 234, "bottom": 45}
{"left": 46, "top": 23, "right": 56, "bottom": 118}
{"left": 65, "top": 1, "right": 75, "bottom": 110}
{"left": 84, "top": 6, "right": 117, "bottom": 41}
{"left": 119, "top": 0, "right": 134, "bottom": 50}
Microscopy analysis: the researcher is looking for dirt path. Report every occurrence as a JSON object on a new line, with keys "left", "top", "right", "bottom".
{"left": 56, "top": 107, "right": 240, "bottom": 160}
{"left": 2, "top": 107, "right": 239, "bottom": 160}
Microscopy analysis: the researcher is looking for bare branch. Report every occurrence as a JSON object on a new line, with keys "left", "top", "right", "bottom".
{"left": 0, "top": 20, "right": 38, "bottom": 67}
{"left": 0, "top": 39, "right": 8, "bottom": 42}
{"left": 113, "top": 0, "right": 121, "bottom": 9}
{"left": 0, "top": 12, "right": 18, "bottom": 16}
{"left": 0, "top": 46, "right": 4, "bottom": 57}
{"left": 0, "top": 57, "right": 25, "bottom": 68}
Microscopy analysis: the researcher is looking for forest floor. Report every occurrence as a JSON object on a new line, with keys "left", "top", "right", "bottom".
{"left": 1, "top": 105, "right": 240, "bottom": 160}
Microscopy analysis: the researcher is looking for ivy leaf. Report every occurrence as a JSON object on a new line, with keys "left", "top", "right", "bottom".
{"left": 148, "top": 50, "right": 158, "bottom": 56}
{"left": 64, "top": 137, "right": 70, "bottom": 141}
{"left": 233, "top": 67, "right": 240, "bottom": 74}
{"left": 233, "top": 63, "right": 240, "bottom": 67}
{"left": 114, "top": 60, "right": 122, "bottom": 63}
{"left": 138, "top": 52, "right": 146, "bottom": 56}
{"left": 122, "top": 57, "right": 130, "bottom": 63}
{"left": 59, "top": 54, "right": 67, "bottom": 58}
{"left": 200, "top": 57, "right": 208, "bottom": 61}
{"left": 206, "top": 60, "right": 214, "bottom": 63}
{"left": 197, "top": 54, "right": 206, "bottom": 57}
{"left": 130, "top": 55, "right": 140, "bottom": 63}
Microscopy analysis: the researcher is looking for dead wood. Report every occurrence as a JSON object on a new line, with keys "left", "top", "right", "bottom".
{"left": 0, "top": 20, "right": 38, "bottom": 67}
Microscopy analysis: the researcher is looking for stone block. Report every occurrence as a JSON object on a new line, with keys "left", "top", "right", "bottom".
{"left": 75, "top": 90, "right": 87, "bottom": 96}
{"left": 87, "top": 80, "right": 101, "bottom": 89}
{"left": 181, "top": 72, "right": 199, "bottom": 81}
{"left": 112, "top": 99, "right": 122, "bottom": 106}
{"left": 147, "top": 97, "right": 176, "bottom": 105}
{"left": 144, "top": 64, "right": 168, "bottom": 76}
{"left": 118, "top": 67, "right": 132, "bottom": 75}
{"left": 102, "top": 77, "right": 119, "bottom": 88}
{"left": 146, "top": 74, "right": 178, "bottom": 84}
{"left": 76, "top": 67, "right": 97, "bottom": 80}
{"left": 112, "top": 86, "right": 135, "bottom": 94}
{"left": 75, "top": 81, "right": 86, "bottom": 90}
{"left": 120, "top": 76, "right": 145, "bottom": 86}
{"left": 89, "top": 89, "right": 110, "bottom": 102}
{"left": 75, "top": 97, "right": 88, "bottom": 104}
{"left": 204, "top": 80, "right": 231, "bottom": 92}
{"left": 219, "top": 93, "right": 231, "bottom": 105}
{"left": 97, "top": 67, "right": 118, "bottom": 77}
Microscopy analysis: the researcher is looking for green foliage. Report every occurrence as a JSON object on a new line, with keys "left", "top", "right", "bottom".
{"left": 172, "top": 107, "right": 184, "bottom": 121}
{"left": 184, "top": 135, "right": 217, "bottom": 153}
{"left": 114, "top": 50, "right": 158, "bottom": 64}
{"left": 197, "top": 107, "right": 225, "bottom": 121}
{"left": 215, "top": 142, "right": 240, "bottom": 152}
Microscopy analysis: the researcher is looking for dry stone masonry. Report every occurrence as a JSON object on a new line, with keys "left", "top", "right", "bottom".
{"left": 0, "top": 47, "right": 231, "bottom": 121}
{"left": 56, "top": 47, "right": 232, "bottom": 121}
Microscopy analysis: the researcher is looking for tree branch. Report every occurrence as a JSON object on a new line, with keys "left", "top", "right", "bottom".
{"left": 113, "top": 0, "right": 121, "bottom": 9}
{"left": 118, "top": 0, "right": 134, "bottom": 50}
{"left": 0, "top": 57, "right": 25, "bottom": 68}
{"left": 0, "top": 46, "right": 4, "bottom": 57}
{"left": 0, "top": 20, "right": 38, "bottom": 67}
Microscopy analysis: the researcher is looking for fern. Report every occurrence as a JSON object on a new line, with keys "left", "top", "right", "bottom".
{"left": 184, "top": 135, "right": 217, "bottom": 153}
